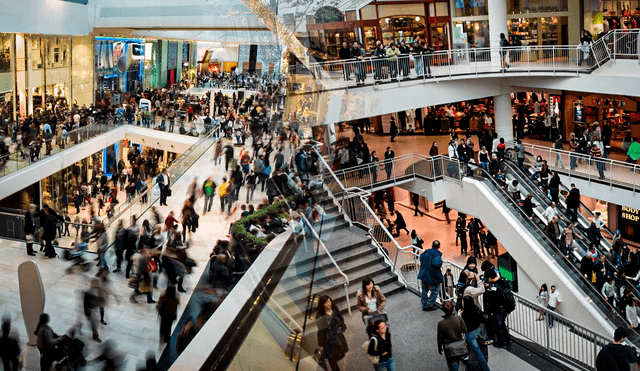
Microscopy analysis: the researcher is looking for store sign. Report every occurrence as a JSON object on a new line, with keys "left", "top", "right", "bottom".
{"left": 621, "top": 206, "right": 640, "bottom": 222}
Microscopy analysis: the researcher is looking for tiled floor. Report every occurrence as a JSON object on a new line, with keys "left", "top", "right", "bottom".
{"left": 0, "top": 142, "right": 269, "bottom": 371}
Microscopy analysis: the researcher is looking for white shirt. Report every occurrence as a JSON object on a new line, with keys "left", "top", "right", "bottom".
{"left": 548, "top": 291, "right": 562, "bottom": 308}
{"left": 365, "top": 297, "right": 377, "bottom": 313}
{"left": 73, "top": 114, "right": 80, "bottom": 124}
{"left": 162, "top": 174, "right": 169, "bottom": 186}
{"left": 543, "top": 206, "right": 559, "bottom": 222}
{"left": 593, "top": 216, "right": 605, "bottom": 229}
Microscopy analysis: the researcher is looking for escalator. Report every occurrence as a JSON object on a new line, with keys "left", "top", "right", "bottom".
{"left": 466, "top": 164, "right": 640, "bottom": 344}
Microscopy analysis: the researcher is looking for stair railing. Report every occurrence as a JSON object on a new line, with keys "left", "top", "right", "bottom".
{"left": 299, "top": 214, "right": 351, "bottom": 317}
{"left": 311, "top": 146, "right": 438, "bottom": 292}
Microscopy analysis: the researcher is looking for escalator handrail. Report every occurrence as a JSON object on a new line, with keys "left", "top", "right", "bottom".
{"left": 500, "top": 159, "right": 634, "bottom": 292}
{"left": 501, "top": 159, "right": 612, "bottom": 256}
{"left": 517, "top": 147, "right": 617, "bottom": 240}
{"left": 464, "top": 161, "right": 630, "bottom": 327}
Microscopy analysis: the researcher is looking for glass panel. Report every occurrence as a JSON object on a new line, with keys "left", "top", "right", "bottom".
{"left": 507, "top": 0, "right": 568, "bottom": 13}
{"left": 436, "top": 2, "right": 450, "bottom": 16}
{"left": 0, "top": 33, "right": 11, "bottom": 73}
{"left": 454, "top": 20, "right": 491, "bottom": 48}
{"left": 453, "top": 0, "right": 488, "bottom": 17}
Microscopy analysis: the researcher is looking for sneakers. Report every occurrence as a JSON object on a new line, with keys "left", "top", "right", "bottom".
{"left": 480, "top": 339, "right": 494, "bottom": 345}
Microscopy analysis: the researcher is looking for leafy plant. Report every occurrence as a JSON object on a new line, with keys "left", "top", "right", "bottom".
{"left": 231, "top": 196, "right": 297, "bottom": 246}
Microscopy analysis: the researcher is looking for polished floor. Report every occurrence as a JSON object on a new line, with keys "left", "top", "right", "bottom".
{"left": 0, "top": 141, "right": 269, "bottom": 371}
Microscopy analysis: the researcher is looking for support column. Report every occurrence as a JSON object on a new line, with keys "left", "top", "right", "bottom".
{"left": 488, "top": 0, "right": 508, "bottom": 49}
{"left": 494, "top": 93, "right": 513, "bottom": 142}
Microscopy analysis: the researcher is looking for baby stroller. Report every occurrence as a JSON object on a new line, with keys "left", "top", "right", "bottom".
{"left": 52, "top": 336, "right": 86, "bottom": 370}
{"left": 64, "top": 236, "right": 91, "bottom": 274}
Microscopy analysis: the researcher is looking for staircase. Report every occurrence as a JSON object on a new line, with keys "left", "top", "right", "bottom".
{"left": 269, "top": 190, "right": 405, "bottom": 335}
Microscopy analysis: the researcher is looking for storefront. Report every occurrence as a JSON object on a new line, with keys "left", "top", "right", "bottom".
{"left": 563, "top": 91, "right": 640, "bottom": 151}
{"left": 359, "top": 1, "right": 452, "bottom": 52}
{"left": 511, "top": 90, "right": 563, "bottom": 140}
{"left": 451, "top": 0, "right": 577, "bottom": 48}
{"left": 95, "top": 37, "right": 145, "bottom": 104}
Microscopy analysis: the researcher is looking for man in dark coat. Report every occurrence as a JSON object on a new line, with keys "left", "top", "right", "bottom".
{"left": 42, "top": 207, "right": 58, "bottom": 258}
{"left": 394, "top": 210, "right": 409, "bottom": 236}
{"left": 565, "top": 183, "right": 581, "bottom": 223}
{"left": 596, "top": 327, "right": 640, "bottom": 371}
{"left": 24, "top": 204, "right": 37, "bottom": 256}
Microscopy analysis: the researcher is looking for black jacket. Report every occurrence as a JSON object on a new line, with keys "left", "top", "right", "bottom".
{"left": 25, "top": 211, "right": 37, "bottom": 235}
{"left": 338, "top": 47, "right": 351, "bottom": 60}
{"left": 368, "top": 332, "right": 392, "bottom": 363}
{"left": 566, "top": 188, "right": 581, "bottom": 209}
{"left": 581, "top": 256, "right": 594, "bottom": 278}
{"left": 596, "top": 343, "right": 638, "bottom": 371}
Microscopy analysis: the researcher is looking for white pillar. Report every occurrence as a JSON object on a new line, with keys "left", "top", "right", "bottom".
{"left": 488, "top": 0, "right": 508, "bottom": 49}
{"left": 494, "top": 93, "right": 513, "bottom": 142}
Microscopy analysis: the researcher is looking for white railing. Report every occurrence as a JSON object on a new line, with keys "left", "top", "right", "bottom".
{"left": 597, "top": 29, "right": 640, "bottom": 61}
{"left": 295, "top": 45, "right": 588, "bottom": 89}
{"left": 507, "top": 140, "right": 640, "bottom": 192}
{"left": 441, "top": 260, "right": 613, "bottom": 370}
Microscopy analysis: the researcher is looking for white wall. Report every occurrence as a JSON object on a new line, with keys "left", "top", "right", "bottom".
{"left": 0, "top": 0, "right": 91, "bottom": 35}
{"left": 400, "top": 176, "right": 615, "bottom": 337}
{"left": 0, "top": 126, "right": 198, "bottom": 200}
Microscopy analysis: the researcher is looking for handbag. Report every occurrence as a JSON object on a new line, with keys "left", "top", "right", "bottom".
{"left": 166, "top": 188, "right": 172, "bottom": 197}
{"left": 362, "top": 337, "right": 379, "bottom": 364}
{"left": 147, "top": 259, "right": 158, "bottom": 273}
{"left": 444, "top": 338, "right": 468, "bottom": 358}
{"left": 26, "top": 234, "right": 34, "bottom": 243}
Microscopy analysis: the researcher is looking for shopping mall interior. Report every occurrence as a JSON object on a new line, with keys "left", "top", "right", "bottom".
{"left": 1, "top": 0, "right": 640, "bottom": 370}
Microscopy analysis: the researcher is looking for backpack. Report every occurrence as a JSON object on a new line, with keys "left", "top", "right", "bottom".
{"left": 300, "top": 152, "right": 312, "bottom": 172}
{"left": 361, "top": 337, "right": 379, "bottom": 365}
{"left": 498, "top": 278, "right": 516, "bottom": 314}
{"left": 204, "top": 180, "right": 215, "bottom": 196}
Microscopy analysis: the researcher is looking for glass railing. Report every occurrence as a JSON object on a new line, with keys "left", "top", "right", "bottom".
{"left": 0, "top": 121, "right": 120, "bottom": 178}
{"left": 103, "top": 126, "right": 219, "bottom": 228}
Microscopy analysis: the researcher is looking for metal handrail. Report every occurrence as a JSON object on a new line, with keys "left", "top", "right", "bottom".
{"left": 507, "top": 140, "right": 640, "bottom": 193}
{"left": 299, "top": 214, "right": 351, "bottom": 317}
{"left": 441, "top": 259, "right": 613, "bottom": 370}
{"left": 103, "top": 126, "right": 220, "bottom": 228}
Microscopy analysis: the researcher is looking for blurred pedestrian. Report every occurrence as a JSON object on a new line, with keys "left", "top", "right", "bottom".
{"left": 157, "top": 286, "right": 180, "bottom": 343}
{"left": 0, "top": 318, "right": 20, "bottom": 371}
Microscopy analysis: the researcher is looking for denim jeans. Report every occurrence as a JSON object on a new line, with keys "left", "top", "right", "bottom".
{"left": 421, "top": 281, "right": 441, "bottom": 308}
{"left": 595, "top": 159, "right": 605, "bottom": 179}
{"left": 570, "top": 152, "right": 577, "bottom": 169}
{"left": 555, "top": 153, "right": 565, "bottom": 168}
{"left": 446, "top": 357, "right": 460, "bottom": 371}
{"left": 517, "top": 157, "right": 525, "bottom": 171}
{"left": 465, "top": 327, "right": 491, "bottom": 371}
{"left": 415, "top": 58, "right": 423, "bottom": 76}
{"left": 547, "top": 305, "right": 556, "bottom": 327}
{"left": 376, "top": 357, "right": 397, "bottom": 371}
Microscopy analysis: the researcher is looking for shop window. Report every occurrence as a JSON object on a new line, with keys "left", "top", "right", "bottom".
{"left": 454, "top": 0, "right": 488, "bottom": 17}
{"left": 507, "top": 0, "right": 568, "bottom": 13}
{"left": 0, "top": 34, "right": 11, "bottom": 73}
{"left": 454, "top": 21, "right": 490, "bottom": 48}
{"left": 381, "top": 16, "right": 427, "bottom": 45}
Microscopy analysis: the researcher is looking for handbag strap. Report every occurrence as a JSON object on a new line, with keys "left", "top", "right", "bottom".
{"left": 370, "top": 336, "right": 378, "bottom": 352}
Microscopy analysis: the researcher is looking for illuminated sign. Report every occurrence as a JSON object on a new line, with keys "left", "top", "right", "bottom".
{"left": 621, "top": 206, "right": 639, "bottom": 222}
{"left": 620, "top": 206, "right": 640, "bottom": 242}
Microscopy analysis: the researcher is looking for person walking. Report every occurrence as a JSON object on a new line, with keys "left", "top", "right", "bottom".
{"left": 596, "top": 327, "right": 640, "bottom": 371}
{"left": 548, "top": 171, "right": 561, "bottom": 204}
{"left": 157, "top": 168, "right": 170, "bottom": 206}
{"left": 24, "top": 204, "right": 37, "bottom": 256}
{"left": 384, "top": 147, "right": 395, "bottom": 179}
{"left": 245, "top": 170, "right": 257, "bottom": 203}
{"left": 42, "top": 207, "right": 57, "bottom": 258}
{"left": 202, "top": 177, "right": 216, "bottom": 215}
{"left": 356, "top": 277, "right": 387, "bottom": 326}
{"left": 394, "top": 210, "right": 409, "bottom": 236}
{"left": 316, "top": 295, "right": 348, "bottom": 371}
{"left": 591, "top": 140, "right": 606, "bottom": 180}
{"left": 157, "top": 286, "right": 180, "bottom": 343}
{"left": 367, "top": 320, "right": 396, "bottom": 371}
{"left": 499, "top": 33, "right": 511, "bottom": 70}
{"left": 0, "top": 318, "right": 20, "bottom": 371}
{"left": 412, "top": 193, "right": 424, "bottom": 217}
{"left": 389, "top": 117, "right": 398, "bottom": 143}
{"left": 554, "top": 135, "right": 565, "bottom": 168}
{"left": 35, "top": 313, "right": 64, "bottom": 371}
{"left": 417, "top": 240, "right": 443, "bottom": 311}
{"left": 437, "top": 301, "right": 468, "bottom": 371}
{"left": 460, "top": 296, "right": 492, "bottom": 371}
